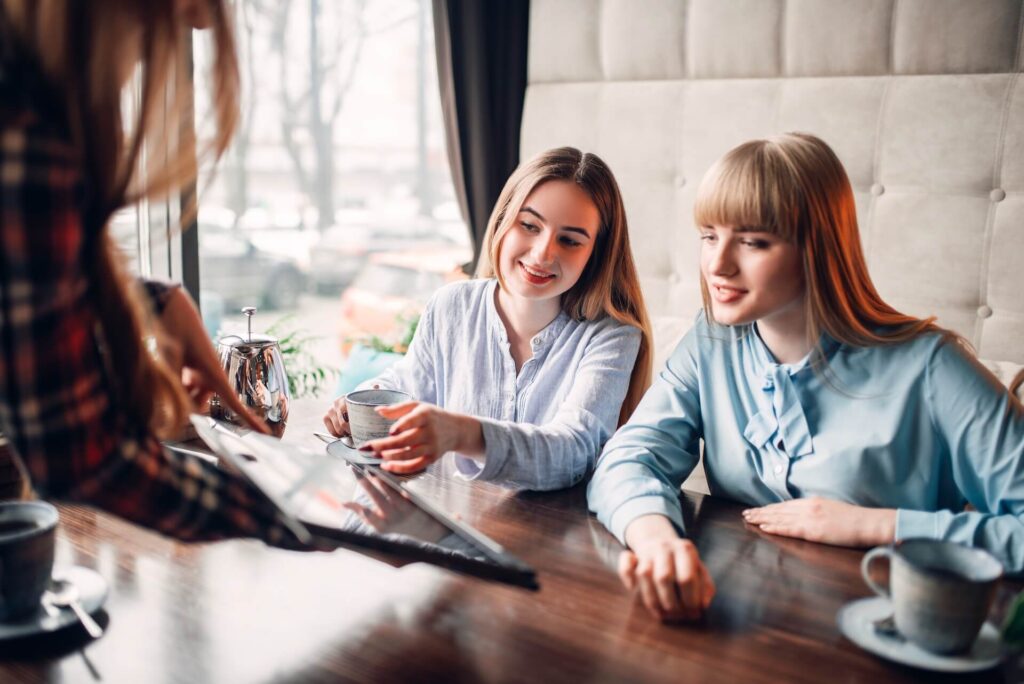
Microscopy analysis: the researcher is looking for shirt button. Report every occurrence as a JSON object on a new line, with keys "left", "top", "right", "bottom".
{"left": 531, "top": 338, "right": 541, "bottom": 348}
{"left": 773, "top": 464, "right": 784, "bottom": 475}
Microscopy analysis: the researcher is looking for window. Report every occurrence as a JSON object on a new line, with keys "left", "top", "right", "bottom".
{"left": 191, "top": 0, "right": 469, "bottom": 398}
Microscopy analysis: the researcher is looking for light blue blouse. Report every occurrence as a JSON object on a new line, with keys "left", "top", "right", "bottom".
{"left": 588, "top": 312, "right": 1024, "bottom": 573}
{"left": 368, "top": 278, "right": 641, "bottom": 490}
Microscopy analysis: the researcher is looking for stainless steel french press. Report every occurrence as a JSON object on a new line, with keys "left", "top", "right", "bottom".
{"left": 211, "top": 307, "right": 290, "bottom": 437}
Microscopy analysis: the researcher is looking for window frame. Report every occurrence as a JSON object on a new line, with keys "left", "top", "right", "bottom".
{"left": 128, "top": 31, "right": 200, "bottom": 303}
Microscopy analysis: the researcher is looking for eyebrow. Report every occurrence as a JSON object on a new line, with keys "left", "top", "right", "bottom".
{"left": 520, "top": 206, "right": 592, "bottom": 239}
{"left": 700, "top": 224, "right": 770, "bottom": 234}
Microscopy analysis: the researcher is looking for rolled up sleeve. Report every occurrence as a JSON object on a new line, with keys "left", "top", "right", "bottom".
{"left": 456, "top": 323, "right": 642, "bottom": 491}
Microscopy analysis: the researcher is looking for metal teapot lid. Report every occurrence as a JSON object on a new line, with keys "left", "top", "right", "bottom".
{"left": 218, "top": 307, "right": 279, "bottom": 351}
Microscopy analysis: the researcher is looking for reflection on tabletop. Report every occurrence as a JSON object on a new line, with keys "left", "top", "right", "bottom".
{"left": 191, "top": 419, "right": 536, "bottom": 587}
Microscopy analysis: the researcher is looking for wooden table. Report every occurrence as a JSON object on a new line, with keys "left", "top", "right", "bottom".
{"left": 1, "top": 400, "right": 1021, "bottom": 683}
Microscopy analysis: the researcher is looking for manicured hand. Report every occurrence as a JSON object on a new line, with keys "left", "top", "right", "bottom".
{"left": 620, "top": 538, "right": 715, "bottom": 622}
{"left": 323, "top": 397, "right": 350, "bottom": 438}
{"left": 159, "top": 288, "right": 269, "bottom": 434}
{"left": 742, "top": 497, "right": 896, "bottom": 547}
{"left": 360, "top": 402, "right": 484, "bottom": 474}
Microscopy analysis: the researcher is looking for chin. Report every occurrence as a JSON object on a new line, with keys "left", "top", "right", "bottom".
{"left": 513, "top": 282, "right": 561, "bottom": 301}
{"left": 710, "top": 306, "right": 754, "bottom": 327}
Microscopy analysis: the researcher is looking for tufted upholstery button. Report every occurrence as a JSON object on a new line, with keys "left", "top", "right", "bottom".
{"left": 990, "top": 188, "right": 1006, "bottom": 202}
{"left": 977, "top": 305, "right": 993, "bottom": 319}
{"left": 668, "top": 272, "right": 680, "bottom": 284}
{"left": 674, "top": 174, "right": 686, "bottom": 188}
{"left": 870, "top": 183, "right": 885, "bottom": 196}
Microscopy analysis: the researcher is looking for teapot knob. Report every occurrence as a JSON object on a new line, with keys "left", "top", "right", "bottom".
{"left": 242, "top": 306, "right": 257, "bottom": 341}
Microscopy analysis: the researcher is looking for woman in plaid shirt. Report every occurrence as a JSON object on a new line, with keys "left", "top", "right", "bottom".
{"left": 0, "top": 0, "right": 304, "bottom": 547}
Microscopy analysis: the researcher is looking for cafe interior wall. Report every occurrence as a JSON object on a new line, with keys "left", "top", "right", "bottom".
{"left": 519, "top": 0, "right": 1024, "bottom": 493}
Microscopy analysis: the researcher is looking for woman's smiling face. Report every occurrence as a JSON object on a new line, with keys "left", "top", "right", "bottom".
{"left": 699, "top": 224, "right": 805, "bottom": 327}
{"left": 497, "top": 180, "right": 599, "bottom": 304}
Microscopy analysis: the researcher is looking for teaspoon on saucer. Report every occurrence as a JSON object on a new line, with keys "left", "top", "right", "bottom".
{"left": 43, "top": 578, "right": 103, "bottom": 639}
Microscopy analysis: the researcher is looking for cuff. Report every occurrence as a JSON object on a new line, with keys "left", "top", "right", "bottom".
{"left": 608, "top": 495, "right": 686, "bottom": 546}
{"left": 895, "top": 508, "right": 941, "bottom": 541}
{"left": 452, "top": 454, "right": 484, "bottom": 480}
{"left": 456, "top": 417, "right": 510, "bottom": 482}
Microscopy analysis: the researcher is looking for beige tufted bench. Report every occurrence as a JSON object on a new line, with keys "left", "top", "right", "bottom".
{"left": 519, "top": 0, "right": 1024, "bottom": 493}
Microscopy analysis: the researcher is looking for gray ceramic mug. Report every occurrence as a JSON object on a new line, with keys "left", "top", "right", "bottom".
{"left": 345, "top": 389, "right": 413, "bottom": 447}
{"left": 861, "top": 539, "right": 1003, "bottom": 654}
{"left": 0, "top": 501, "right": 59, "bottom": 621}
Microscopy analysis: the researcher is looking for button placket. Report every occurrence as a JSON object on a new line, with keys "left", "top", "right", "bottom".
{"left": 763, "top": 440, "right": 791, "bottom": 493}
{"left": 768, "top": 454, "right": 791, "bottom": 500}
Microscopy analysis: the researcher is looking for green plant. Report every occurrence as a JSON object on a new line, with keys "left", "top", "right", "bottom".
{"left": 266, "top": 315, "right": 338, "bottom": 399}
{"left": 348, "top": 313, "right": 420, "bottom": 355}
{"left": 1003, "top": 591, "right": 1024, "bottom": 648}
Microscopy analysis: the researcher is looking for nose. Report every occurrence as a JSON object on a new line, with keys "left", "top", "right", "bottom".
{"left": 705, "top": 240, "right": 737, "bottom": 276}
{"left": 530, "top": 232, "right": 558, "bottom": 266}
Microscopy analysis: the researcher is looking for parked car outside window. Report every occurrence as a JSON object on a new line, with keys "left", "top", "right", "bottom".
{"left": 199, "top": 223, "right": 307, "bottom": 312}
{"left": 309, "top": 216, "right": 469, "bottom": 294}
{"left": 337, "top": 246, "right": 470, "bottom": 356}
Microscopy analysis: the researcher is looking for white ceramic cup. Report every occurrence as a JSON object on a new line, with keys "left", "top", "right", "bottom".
{"left": 344, "top": 389, "right": 413, "bottom": 447}
{"left": 861, "top": 539, "right": 1003, "bottom": 654}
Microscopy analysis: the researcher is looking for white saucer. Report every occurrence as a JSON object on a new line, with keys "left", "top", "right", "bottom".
{"left": 837, "top": 596, "right": 1004, "bottom": 673}
{"left": 0, "top": 566, "right": 108, "bottom": 640}
{"left": 326, "top": 437, "right": 385, "bottom": 466}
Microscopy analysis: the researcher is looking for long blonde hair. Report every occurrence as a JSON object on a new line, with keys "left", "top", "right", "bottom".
{"left": 476, "top": 147, "right": 653, "bottom": 424}
{"left": 693, "top": 132, "right": 943, "bottom": 353}
{"left": 1, "top": 0, "right": 240, "bottom": 437}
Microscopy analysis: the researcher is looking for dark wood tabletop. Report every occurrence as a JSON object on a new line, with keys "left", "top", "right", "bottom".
{"left": 2, "top": 400, "right": 1021, "bottom": 683}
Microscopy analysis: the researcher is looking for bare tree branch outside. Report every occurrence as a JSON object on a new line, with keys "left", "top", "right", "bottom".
{"left": 190, "top": 0, "right": 470, "bottom": 398}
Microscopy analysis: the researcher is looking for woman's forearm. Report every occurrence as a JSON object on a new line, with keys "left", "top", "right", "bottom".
{"left": 625, "top": 514, "right": 682, "bottom": 550}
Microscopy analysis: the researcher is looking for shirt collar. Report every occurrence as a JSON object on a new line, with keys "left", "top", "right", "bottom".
{"left": 486, "top": 278, "right": 571, "bottom": 349}
{"left": 742, "top": 325, "right": 841, "bottom": 458}
{"left": 748, "top": 323, "right": 841, "bottom": 375}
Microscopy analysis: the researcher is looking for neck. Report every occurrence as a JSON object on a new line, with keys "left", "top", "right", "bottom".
{"left": 756, "top": 299, "right": 811, "bottom": 364}
{"left": 494, "top": 284, "right": 562, "bottom": 340}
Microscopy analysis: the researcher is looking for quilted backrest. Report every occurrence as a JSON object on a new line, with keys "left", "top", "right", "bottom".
{"left": 521, "top": 0, "right": 1024, "bottom": 371}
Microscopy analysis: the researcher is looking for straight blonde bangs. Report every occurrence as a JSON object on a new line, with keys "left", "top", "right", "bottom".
{"left": 695, "top": 132, "right": 948, "bottom": 358}
{"left": 692, "top": 140, "right": 803, "bottom": 244}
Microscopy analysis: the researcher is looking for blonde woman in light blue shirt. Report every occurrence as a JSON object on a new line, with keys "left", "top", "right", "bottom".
{"left": 323, "top": 147, "right": 653, "bottom": 490}
{"left": 588, "top": 133, "right": 1024, "bottom": 621}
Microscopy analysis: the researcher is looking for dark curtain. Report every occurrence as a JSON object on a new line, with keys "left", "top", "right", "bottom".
{"left": 432, "top": 0, "right": 530, "bottom": 271}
